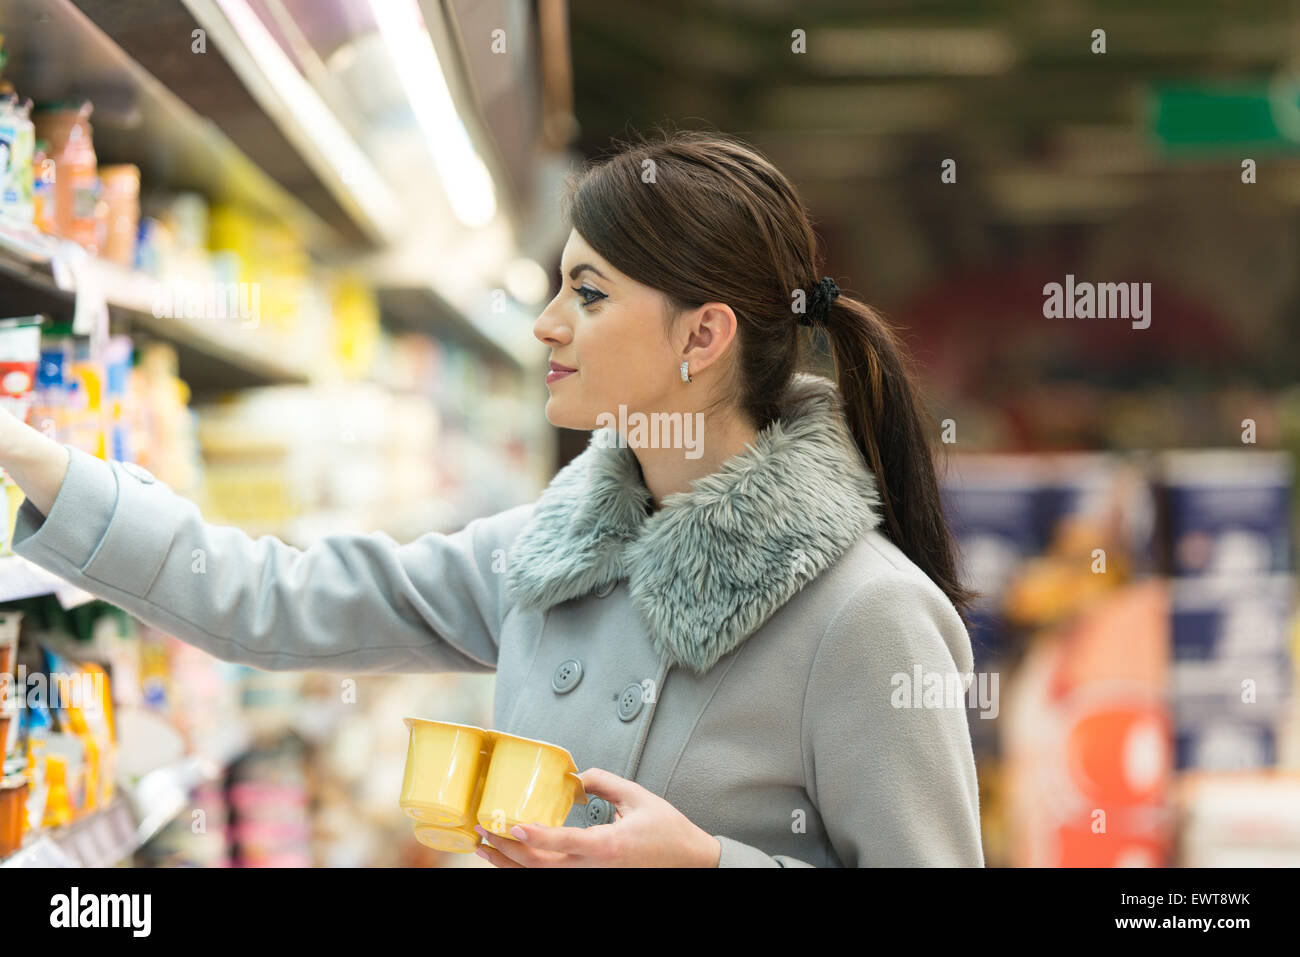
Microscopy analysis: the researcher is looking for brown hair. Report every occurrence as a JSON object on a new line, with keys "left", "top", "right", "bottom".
{"left": 563, "top": 126, "right": 978, "bottom": 627}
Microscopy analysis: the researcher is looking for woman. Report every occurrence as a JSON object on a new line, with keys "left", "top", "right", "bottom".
{"left": 2, "top": 128, "right": 983, "bottom": 867}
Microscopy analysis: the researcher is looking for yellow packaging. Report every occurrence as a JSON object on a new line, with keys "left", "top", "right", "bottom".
{"left": 0, "top": 471, "right": 24, "bottom": 556}
{"left": 400, "top": 718, "right": 588, "bottom": 852}
{"left": 72, "top": 663, "right": 115, "bottom": 807}
{"left": 42, "top": 753, "right": 71, "bottom": 828}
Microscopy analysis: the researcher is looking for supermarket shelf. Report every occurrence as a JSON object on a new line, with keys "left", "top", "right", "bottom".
{"left": 89, "top": 259, "right": 317, "bottom": 390}
{"left": 0, "top": 0, "right": 553, "bottom": 378}
{"left": 0, "top": 218, "right": 538, "bottom": 386}
{"left": 0, "top": 0, "right": 353, "bottom": 255}
{"left": 1, "top": 733, "right": 251, "bottom": 868}
{"left": 0, "top": 555, "right": 95, "bottom": 609}
{"left": 0, "top": 221, "right": 312, "bottom": 393}
{"left": 0, "top": 795, "right": 136, "bottom": 868}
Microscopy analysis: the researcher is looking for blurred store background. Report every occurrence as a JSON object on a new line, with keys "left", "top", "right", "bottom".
{"left": 0, "top": 0, "right": 1297, "bottom": 867}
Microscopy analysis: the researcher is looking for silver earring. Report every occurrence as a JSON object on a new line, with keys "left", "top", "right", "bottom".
{"left": 680, "top": 360, "right": 691, "bottom": 383}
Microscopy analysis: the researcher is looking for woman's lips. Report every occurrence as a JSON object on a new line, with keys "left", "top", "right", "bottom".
{"left": 547, "top": 361, "right": 576, "bottom": 384}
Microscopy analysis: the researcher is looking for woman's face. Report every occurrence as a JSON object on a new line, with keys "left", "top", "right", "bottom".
{"left": 533, "top": 229, "right": 684, "bottom": 430}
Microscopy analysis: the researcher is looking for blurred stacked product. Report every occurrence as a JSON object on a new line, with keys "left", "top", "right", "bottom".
{"left": 330, "top": 273, "right": 383, "bottom": 380}
{"left": 192, "top": 381, "right": 444, "bottom": 541}
{"left": 943, "top": 456, "right": 1054, "bottom": 680}
{"left": 137, "top": 780, "right": 231, "bottom": 867}
{"left": 0, "top": 81, "right": 36, "bottom": 226}
{"left": 17, "top": 325, "right": 199, "bottom": 495}
{"left": 945, "top": 446, "right": 1300, "bottom": 867}
{"left": 945, "top": 453, "right": 1168, "bottom": 867}
{"left": 0, "top": 315, "right": 43, "bottom": 432}
{"left": 121, "top": 342, "right": 204, "bottom": 497}
{"left": 30, "top": 138, "right": 55, "bottom": 235}
{"left": 131, "top": 667, "right": 498, "bottom": 868}
{"left": 941, "top": 454, "right": 1154, "bottom": 678}
{"left": 0, "top": 610, "right": 25, "bottom": 858}
{"left": 191, "top": 333, "right": 548, "bottom": 544}
{"left": 225, "top": 736, "right": 312, "bottom": 868}
{"left": 1152, "top": 450, "right": 1300, "bottom": 865}
{"left": 0, "top": 606, "right": 123, "bottom": 860}
{"left": 0, "top": 326, "right": 200, "bottom": 560}
{"left": 208, "top": 203, "right": 309, "bottom": 337}
{"left": 1156, "top": 451, "right": 1295, "bottom": 771}
{"left": 1, "top": 81, "right": 139, "bottom": 272}
{"left": 0, "top": 39, "right": 334, "bottom": 377}
{"left": 375, "top": 333, "right": 551, "bottom": 530}
{"left": 130, "top": 624, "right": 247, "bottom": 773}
{"left": 1001, "top": 580, "right": 1173, "bottom": 867}
{"left": 0, "top": 594, "right": 260, "bottom": 865}
{"left": 309, "top": 672, "right": 495, "bottom": 868}
{"left": 27, "top": 324, "right": 134, "bottom": 461}
{"left": 98, "top": 164, "right": 139, "bottom": 267}
{"left": 0, "top": 310, "right": 140, "bottom": 485}
{"left": 32, "top": 102, "right": 99, "bottom": 252}
{"left": 1175, "top": 771, "right": 1300, "bottom": 866}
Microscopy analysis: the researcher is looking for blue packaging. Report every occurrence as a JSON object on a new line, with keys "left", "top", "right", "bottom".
{"left": 941, "top": 456, "right": 1049, "bottom": 667}
{"left": 1171, "top": 655, "right": 1291, "bottom": 721}
{"left": 1037, "top": 452, "right": 1158, "bottom": 573}
{"left": 1157, "top": 450, "right": 1293, "bottom": 576}
{"left": 1174, "top": 717, "right": 1278, "bottom": 770}
{"left": 1170, "top": 573, "right": 1295, "bottom": 661}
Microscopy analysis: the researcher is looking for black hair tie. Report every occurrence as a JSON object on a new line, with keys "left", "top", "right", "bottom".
{"left": 798, "top": 277, "right": 840, "bottom": 328}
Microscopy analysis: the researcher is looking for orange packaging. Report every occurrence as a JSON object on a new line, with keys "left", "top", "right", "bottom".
{"left": 32, "top": 141, "right": 57, "bottom": 234}
{"left": 34, "top": 102, "right": 98, "bottom": 252}
{"left": 1002, "top": 581, "right": 1174, "bottom": 867}
{"left": 0, "top": 775, "right": 29, "bottom": 858}
{"left": 99, "top": 164, "right": 139, "bottom": 266}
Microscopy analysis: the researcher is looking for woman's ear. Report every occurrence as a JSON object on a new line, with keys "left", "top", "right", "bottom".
{"left": 680, "top": 302, "right": 739, "bottom": 376}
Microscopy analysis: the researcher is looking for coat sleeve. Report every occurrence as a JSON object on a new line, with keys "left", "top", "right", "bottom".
{"left": 712, "top": 572, "right": 986, "bottom": 867}
{"left": 11, "top": 445, "right": 535, "bottom": 675}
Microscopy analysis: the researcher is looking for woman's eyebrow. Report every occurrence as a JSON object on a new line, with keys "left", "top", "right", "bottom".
{"left": 565, "top": 262, "right": 611, "bottom": 282}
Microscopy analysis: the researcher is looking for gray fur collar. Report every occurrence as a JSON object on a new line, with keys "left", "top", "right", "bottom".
{"left": 504, "top": 373, "right": 884, "bottom": 675}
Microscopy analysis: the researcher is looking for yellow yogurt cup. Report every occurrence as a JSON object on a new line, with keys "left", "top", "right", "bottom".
{"left": 412, "top": 822, "right": 480, "bottom": 854}
{"left": 476, "top": 730, "right": 588, "bottom": 838}
{"left": 400, "top": 718, "right": 490, "bottom": 827}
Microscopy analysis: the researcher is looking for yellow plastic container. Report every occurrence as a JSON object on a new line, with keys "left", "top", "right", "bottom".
{"left": 413, "top": 822, "right": 480, "bottom": 854}
{"left": 401, "top": 719, "right": 588, "bottom": 853}
{"left": 400, "top": 719, "right": 490, "bottom": 827}
{"left": 477, "top": 731, "right": 588, "bottom": 838}
{"left": 41, "top": 754, "right": 71, "bottom": 829}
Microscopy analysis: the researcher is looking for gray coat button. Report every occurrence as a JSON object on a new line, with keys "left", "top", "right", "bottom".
{"left": 586, "top": 796, "right": 614, "bottom": 826}
{"left": 617, "top": 683, "right": 644, "bottom": 721}
{"left": 122, "top": 462, "right": 156, "bottom": 484}
{"left": 594, "top": 579, "right": 616, "bottom": 598}
{"left": 551, "top": 658, "right": 582, "bottom": 694}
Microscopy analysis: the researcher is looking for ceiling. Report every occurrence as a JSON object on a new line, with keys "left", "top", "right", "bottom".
{"left": 561, "top": 0, "right": 1300, "bottom": 385}
{"left": 564, "top": 0, "right": 1300, "bottom": 233}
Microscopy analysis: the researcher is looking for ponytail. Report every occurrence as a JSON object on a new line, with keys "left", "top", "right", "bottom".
{"left": 824, "top": 296, "right": 979, "bottom": 628}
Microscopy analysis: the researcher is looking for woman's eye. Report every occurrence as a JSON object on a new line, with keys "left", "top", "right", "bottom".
{"left": 571, "top": 284, "right": 606, "bottom": 308}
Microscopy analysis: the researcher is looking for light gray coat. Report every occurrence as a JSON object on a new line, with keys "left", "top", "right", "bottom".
{"left": 13, "top": 373, "right": 984, "bottom": 866}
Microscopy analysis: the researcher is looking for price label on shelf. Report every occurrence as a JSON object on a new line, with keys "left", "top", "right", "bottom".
{"left": 0, "top": 835, "right": 77, "bottom": 868}
{"left": 50, "top": 240, "right": 109, "bottom": 340}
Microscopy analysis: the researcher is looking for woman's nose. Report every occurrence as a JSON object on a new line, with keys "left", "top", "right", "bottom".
{"left": 533, "top": 301, "right": 571, "bottom": 346}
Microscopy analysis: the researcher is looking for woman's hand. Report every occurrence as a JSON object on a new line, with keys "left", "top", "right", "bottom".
{"left": 473, "top": 767, "right": 721, "bottom": 867}
{"left": 0, "top": 405, "right": 69, "bottom": 517}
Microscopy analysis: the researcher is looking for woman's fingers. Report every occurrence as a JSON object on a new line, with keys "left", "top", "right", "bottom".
{"left": 475, "top": 842, "right": 523, "bottom": 867}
